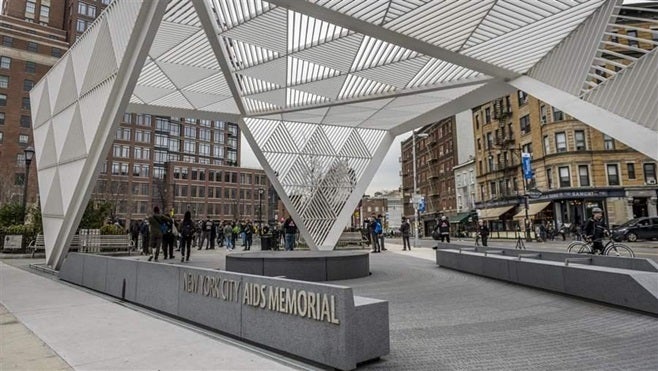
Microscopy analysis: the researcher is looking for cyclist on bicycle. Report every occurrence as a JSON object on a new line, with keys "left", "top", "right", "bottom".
{"left": 583, "top": 207, "right": 608, "bottom": 254}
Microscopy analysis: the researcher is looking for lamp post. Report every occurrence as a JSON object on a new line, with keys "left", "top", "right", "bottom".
{"left": 22, "top": 146, "right": 35, "bottom": 223}
{"left": 258, "top": 188, "right": 264, "bottom": 231}
{"left": 412, "top": 131, "right": 429, "bottom": 248}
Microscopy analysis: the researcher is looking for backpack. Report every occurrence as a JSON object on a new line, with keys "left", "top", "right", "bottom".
{"left": 160, "top": 219, "right": 172, "bottom": 235}
{"left": 181, "top": 221, "right": 194, "bottom": 238}
{"left": 374, "top": 221, "right": 382, "bottom": 234}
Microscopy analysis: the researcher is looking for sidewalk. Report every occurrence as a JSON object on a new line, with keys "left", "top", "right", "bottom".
{"left": 0, "top": 261, "right": 307, "bottom": 370}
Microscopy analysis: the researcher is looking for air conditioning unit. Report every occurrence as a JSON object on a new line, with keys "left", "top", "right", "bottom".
{"left": 647, "top": 178, "right": 657, "bottom": 185}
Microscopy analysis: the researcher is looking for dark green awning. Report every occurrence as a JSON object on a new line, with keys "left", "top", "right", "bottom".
{"left": 449, "top": 212, "right": 472, "bottom": 224}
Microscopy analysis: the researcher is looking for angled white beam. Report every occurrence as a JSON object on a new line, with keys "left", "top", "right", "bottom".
{"left": 510, "top": 76, "right": 658, "bottom": 160}
{"left": 390, "top": 79, "right": 515, "bottom": 137}
{"left": 125, "top": 103, "right": 241, "bottom": 122}
{"left": 268, "top": 0, "right": 519, "bottom": 81}
{"left": 191, "top": 0, "right": 247, "bottom": 115}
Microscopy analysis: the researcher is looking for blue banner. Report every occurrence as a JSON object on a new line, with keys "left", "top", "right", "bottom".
{"left": 522, "top": 152, "right": 532, "bottom": 179}
{"left": 418, "top": 197, "right": 425, "bottom": 212}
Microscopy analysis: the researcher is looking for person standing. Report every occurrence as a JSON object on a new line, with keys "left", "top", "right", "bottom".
{"left": 179, "top": 211, "right": 195, "bottom": 262}
{"left": 478, "top": 220, "right": 489, "bottom": 247}
{"left": 162, "top": 217, "right": 175, "bottom": 260}
{"left": 438, "top": 216, "right": 451, "bottom": 243}
{"left": 377, "top": 214, "right": 386, "bottom": 251}
{"left": 223, "top": 222, "right": 234, "bottom": 251}
{"left": 400, "top": 217, "right": 411, "bottom": 251}
{"left": 584, "top": 207, "right": 607, "bottom": 255}
{"left": 369, "top": 215, "right": 381, "bottom": 253}
{"left": 283, "top": 215, "right": 298, "bottom": 251}
{"left": 129, "top": 221, "right": 140, "bottom": 252}
{"left": 140, "top": 218, "right": 150, "bottom": 255}
{"left": 147, "top": 206, "right": 171, "bottom": 262}
{"left": 243, "top": 220, "right": 254, "bottom": 250}
{"left": 209, "top": 220, "right": 217, "bottom": 250}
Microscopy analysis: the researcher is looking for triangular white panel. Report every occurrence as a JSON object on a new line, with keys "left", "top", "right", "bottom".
{"left": 54, "top": 55, "right": 79, "bottom": 114}
{"left": 38, "top": 123, "right": 57, "bottom": 169}
{"left": 105, "top": 0, "right": 143, "bottom": 64}
{"left": 263, "top": 152, "right": 297, "bottom": 180}
{"left": 150, "top": 90, "right": 194, "bottom": 109}
{"left": 43, "top": 169, "right": 64, "bottom": 217}
{"left": 156, "top": 61, "right": 217, "bottom": 89}
{"left": 243, "top": 118, "right": 279, "bottom": 145}
{"left": 293, "top": 34, "right": 364, "bottom": 73}
{"left": 78, "top": 80, "right": 114, "bottom": 152}
{"left": 133, "top": 85, "right": 176, "bottom": 103}
{"left": 34, "top": 80, "right": 52, "bottom": 128}
{"left": 338, "top": 130, "right": 372, "bottom": 158}
{"left": 322, "top": 125, "right": 353, "bottom": 154}
{"left": 57, "top": 159, "right": 85, "bottom": 211}
{"left": 70, "top": 19, "right": 101, "bottom": 94}
{"left": 130, "top": 94, "right": 145, "bottom": 104}
{"left": 281, "top": 111, "right": 327, "bottom": 124}
{"left": 292, "top": 75, "right": 347, "bottom": 100}
{"left": 199, "top": 98, "right": 240, "bottom": 114}
{"left": 58, "top": 106, "right": 88, "bottom": 163}
{"left": 32, "top": 123, "right": 51, "bottom": 171}
{"left": 137, "top": 59, "right": 177, "bottom": 89}
{"left": 181, "top": 90, "right": 230, "bottom": 109}
{"left": 354, "top": 57, "right": 429, "bottom": 88}
{"left": 51, "top": 104, "right": 77, "bottom": 162}
{"left": 240, "top": 57, "right": 287, "bottom": 87}
{"left": 81, "top": 19, "right": 118, "bottom": 95}
{"left": 45, "top": 57, "right": 66, "bottom": 113}
{"left": 284, "top": 121, "right": 318, "bottom": 150}
{"left": 247, "top": 89, "right": 286, "bottom": 108}
{"left": 223, "top": 7, "right": 288, "bottom": 54}
{"left": 149, "top": 21, "right": 200, "bottom": 59}
{"left": 286, "top": 88, "right": 331, "bottom": 107}
{"left": 300, "top": 126, "right": 336, "bottom": 155}
{"left": 261, "top": 122, "right": 299, "bottom": 153}
{"left": 41, "top": 217, "right": 63, "bottom": 258}
{"left": 185, "top": 73, "right": 233, "bottom": 96}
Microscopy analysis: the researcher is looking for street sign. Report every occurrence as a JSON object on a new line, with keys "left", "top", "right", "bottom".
{"left": 521, "top": 152, "right": 533, "bottom": 180}
{"left": 527, "top": 189, "right": 542, "bottom": 199}
{"left": 418, "top": 196, "right": 426, "bottom": 212}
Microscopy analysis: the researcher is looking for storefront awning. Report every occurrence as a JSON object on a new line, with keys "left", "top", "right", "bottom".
{"left": 449, "top": 212, "right": 472, "bottom": 224}
{"left": 477, "top": 206, "right": 515, "bottom": 220}
{"left": 513, "top": 201, "right": 551, "bottom": 220}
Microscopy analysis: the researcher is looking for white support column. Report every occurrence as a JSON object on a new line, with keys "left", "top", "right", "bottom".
{"left": 509, "top": 76, "right": 658, "bottom": 160}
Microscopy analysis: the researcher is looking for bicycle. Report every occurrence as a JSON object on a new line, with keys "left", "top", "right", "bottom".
{"left": 567, "top": 235, "right": 635, "bottom": 257}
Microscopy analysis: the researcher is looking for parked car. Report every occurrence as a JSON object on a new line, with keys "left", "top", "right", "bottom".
{"left": 611, "top": 217, "right": 658, "bottom": 242}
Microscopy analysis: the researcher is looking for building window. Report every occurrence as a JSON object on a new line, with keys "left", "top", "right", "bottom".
{"left": 76, "top": 19, "right": 87, "bottom": 33}
{"left": 169, "top": 122, "right": 180, "bottom": 137}
{"left": 154, "top": 134, "right": 168, "bottom": 147}
{"left": 22, "top": 97, "right": 30, "bottom": 110}
{"left": 184, "top": 140, "right": 195, "bottom": 154}
{"left": 490, "top": 182, "right": 496, "bottom": 197}
{"left": 552, "top": 107, "right": 564, "bottom": 121}
{"left": 199, "top": 128, "right": 210, "bottom": 141}
{"left": 23, "top": 79, "right": 34, "bottom": 92}
{"left": 0, "top": 76, "right": 8, "bottom": 88}
{"left": 198, "top": 143, "right": 210, "bottom": 156}
{"left": 102, "top": 0, "right": 111, "bottom": 5}
{"left": 2, "top": 36, "right": 13, "bottom": 47}
{"left": 484, "top": 107, "right": 491, "bottom": 124}
{"left": 20, "top": 115, "right": 31, "bottom": 128}
{"left": 540, "top": 105, "right": 547, "bottom": 124}
{"left": 0, "top": 57, "right": 10, "bottom": 69}
{"left": 155, "top": 117, "right": 169, "bottom": 132}
{"left": 0, "top": 93, "right": 6, "bottom": 106}
{"left": 25, "top": 61, "right": 36, "bottom": 73}
{"left": 555, "top": 132, "right": 567, "bottom": 153}
{"left": 627, "top": 163, "right": 636, "bottom": 179}
{"left": 644, "top": 163, "right": 657, "bottom": 184}
{"left": 27, "top": 42, "right": 38, "bottom": 52}
{"left": 517, "top": 90, "right": 528, "bottom": 105}
{"left": 40, "top": 5, "right": 50, "bottom": 19}
{"left": 0, "top": 131, "right": 3, "bottom": 143}
{"left": 18, "top": 134, "right": 29, "bottom": 144}
{"left": 521, "top": 142, "right": 532, "bottom": 154}
{"left": 184, "top": 126, "right": 196, "bottom": 139}
{"left": 543, "top": 135, "right": 550, "bottom": 155}
{"left": 627, "top": 30, "right": 638, "bottom": 47}
{"left": 0, "top": 112, "right": 4, "bottom": 124}
{"left": 606, "top": 164, "right": 620, "bottom": 186}
{"left": 558, "top": 166, "right": 570, "bottom": 188}
{"left": 26, "top": 1, "right": 36, "bottom": 14}
{"left": 546, "top": 167, "right": 553, "bottom": 189}
{"left": 574, "top": 130, "right": 586, "bottom": 151}
{"left": 603, "top": 134, "right": 615, "bottom": 150}
{"left": 578, "top": 165, "right": 590, "bottom": 186}
{"left": 213, "top": 145, "right": 224, "bottom": 158}
{"left": 15, "top": 173, "right": 25, "bottom": 186}
{"left": 519, "top": 115, "right": 530, "bottom": 135}
{"left": 168, "top": 139, "right": 180, "bottom": 153}
{"left": 51, "top": 48, "right": 61, "bottom": 58}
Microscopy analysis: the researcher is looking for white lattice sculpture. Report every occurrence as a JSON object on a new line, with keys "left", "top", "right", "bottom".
{"left": 30, "top": 0, "right": 658, "bottom": 268}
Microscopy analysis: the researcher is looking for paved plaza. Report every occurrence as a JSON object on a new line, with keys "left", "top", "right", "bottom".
{"left": 2, "top": 240, "right": 657, "bottom": 370}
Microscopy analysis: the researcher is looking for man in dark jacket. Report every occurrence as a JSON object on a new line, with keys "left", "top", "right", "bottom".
{"left": 478, "top": 220, "right": 489, "bottom": 247}
{"left": 400, "top": 217, "right": 411, "bottom": 251}
{"left": 437, "top": 216, "right": 450, "bottom": 243}
{"left": 584, "top": 207, "right": 607, "bottom": 254}
{"left": 147, "top": 206, "right": 172, "bottom": 262}
{"left": 283, "top": 216, "right": 298, "bottom": 251}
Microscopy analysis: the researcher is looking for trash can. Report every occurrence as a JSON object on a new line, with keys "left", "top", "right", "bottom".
{"left": 260, "top": 235, "right": 272, "bottom": 251}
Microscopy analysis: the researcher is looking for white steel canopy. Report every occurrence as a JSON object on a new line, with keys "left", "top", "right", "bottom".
{"left": 30, "top": 0, "right": 658, "bottom": 268}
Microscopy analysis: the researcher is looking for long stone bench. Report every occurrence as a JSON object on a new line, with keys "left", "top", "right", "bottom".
{"left": 435, "top": 245, "right": 658, "bottom": 315}
{"left": 59, "top": 253, "right": 389, "bottom": 370}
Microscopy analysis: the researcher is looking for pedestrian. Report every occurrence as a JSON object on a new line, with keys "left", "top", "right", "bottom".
{"left": 584, "top": 207, "right": 608, "bottom": 255}
{"left": 232, "top": 222, "right": 240, "bottom": 250}
{"left": 162, "top": 217, "right": 175, "bottom": 260}
{"left": 147, "top": 206, "right": 172, "bottom": 262}
{"left": 369, "top": 214, "right": 381, "bottom": 253}
{"left": 243, "top": 220, "right": 254, "bottom": 250}
{"left": 179, "top": 211, "right": 195, "bottom": 262}
{"left": 223, "top": 222, "right": 234, "bottom": 251}
{"left": 376, "top": 214, "right": 386, "bottom": 251}
{"left": 129, "top": 220, "right": 140, "bottom": 251}
{"left": 438, "top": 216, "right": 450, "bottom": 243}
{"left": 400, "top": 216, "right": 411, "bottom": 251}
{"left": 283, "top": 215, "right": 298, "bottom": 251}
{"left": 217, "top": 221, "right": 224, "bottom": 248}
{"left": 478, "top": 219, "right": 489, "bottom": 247}
{"left": 140, "top": 218, "right": 150, "bottom": 255}
{"left": 209, "top": 220, "right": 217, "bottom": 250}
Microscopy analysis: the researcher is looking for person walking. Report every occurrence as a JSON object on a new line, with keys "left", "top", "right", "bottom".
{"left": 231, "top": 222, "right": 240, "bottom": 250}
{"left": 376, "top": 214, "right": 386, "bottom": 251}
{"left": 209, "top": 220, "right": 217, "bottom": 250}
{"left": 223, "top": 222, "right": 234, "bottom": 251}
{"left": 438, "top": 216, "right": 451, "bottom": 243}
{"left": 139, "top": 218, "right": 150, "bottom": 255}
{"left": 400, "top": 216, "right": 411, "bottom": 251}
{"left": 283, "top": 215, "right": 298, "bottom": 251}
{"left": 179, "top": 211, "right": 195, "bottom": 262}
{"left": 162, "top": 217, "right": 175, "bottom": 260}
{"left": 147, "top": 206, "right": 172, "bottom": 262}
{"left": 584, "top": 207, "right": 608, "bottom": 255}
{"left": 478, "top": 219, "right": 489, "bottom": 247}
{"left": 129, "top": 221, "right": 140, "bottom": 252}
{"left": 243, "top": 220, "right": 254, "bottom": 250}
{"left": 369, "top": 215, "right": 381, "bottom": 253}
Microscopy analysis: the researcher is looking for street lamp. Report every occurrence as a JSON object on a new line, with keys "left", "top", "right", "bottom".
{"left": 22, "top": 146, "right": 35, "bottom": 223}
{"left": 412, "top": 131, "right": 429, "bottom": 248}
{"left": 258, "top": 188, "right": 264, "bottom": 231}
